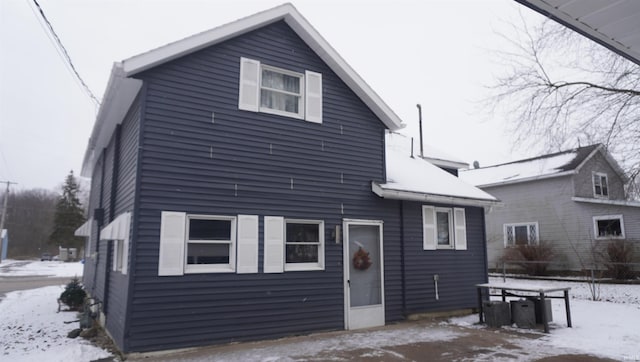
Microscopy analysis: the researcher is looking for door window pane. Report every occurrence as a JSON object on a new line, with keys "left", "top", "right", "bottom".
{"left": 349, "top": 224, "right": 381, "bottom": 307}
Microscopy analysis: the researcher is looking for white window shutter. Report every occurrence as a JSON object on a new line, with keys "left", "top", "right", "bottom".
{"left": 454, "top": 208, "right": 467, "bottom": 250}
{"left": 263, "top": 216, "right": 284, "bottom": 273}
{"left": 422, "top": 206, "right": 436, "bottom": 250}
{"left": 121, "top": 212, "right": 131, "bottom": 275}
{"left": 238, "top": 57, "right": 260, "bottom": 112}
{"left": 158, "top": 211, "right": 186, "bottom": 276}
{"left": 305, "top": 70, "right": 322, "bottom": 123}
{"left": 236, "top": 215, "right": 259, "bottom": 274}
{"left": 112, "top": 240, "right": 119, "bottom": 272}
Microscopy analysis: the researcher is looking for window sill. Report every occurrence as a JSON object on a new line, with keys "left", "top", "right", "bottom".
{"left": 259, "top": 106, "right": 304, "bottom": 120}
{"left": 284, "top": 264, "right": 324, "bottom": 272}
{"left": 185, "top": 265, "right": 235, "bottom": 274}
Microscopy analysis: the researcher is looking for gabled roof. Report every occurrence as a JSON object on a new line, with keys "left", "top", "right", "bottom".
{"left": 373, "top": 133, "right": 499, "bottom": 207}
{"left": 81, "top": 3, "right": 404, "bottom": 177}
{"left": 460, "top": 144, "right": 627, "bottom": 188}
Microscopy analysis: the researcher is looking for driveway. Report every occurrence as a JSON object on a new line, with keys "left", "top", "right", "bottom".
{"left": 125, "top": 319, "right": 617, "bottom": 362}
{"left": 0, "top": 261, "right": 71, "bottom": 300}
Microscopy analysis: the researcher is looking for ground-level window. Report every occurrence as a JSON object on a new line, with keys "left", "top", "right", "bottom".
{"left": 593, "top": 215, "right": 625, "bottom": 239}
{"left": 284, "top": 219, "right": 324, "bottom": 271}
{"left": 504, "top": 222, "right": 539, "bottom": 246}
{"left": 435, "top": 208, "right": 454, "bottom": 248}
{"left": 422, "top": 206, "right": 467, "bottom": 250}
{"left": 593, "top": 172, "right": 609, "bottom": 198}
{"left": 185, "top": 215, "right": 236, "bottom": 273}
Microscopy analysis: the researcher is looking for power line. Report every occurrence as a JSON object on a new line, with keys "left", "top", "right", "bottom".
{"left": 29, "top": 0, "right": 101, "bottom": 107}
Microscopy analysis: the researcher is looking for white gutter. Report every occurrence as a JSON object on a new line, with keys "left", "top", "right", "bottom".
{"left": 572, "top": 197, "right": 640, "bottom": 208}
{"left": 372, "top": 182, "right": 501, "bottom": 208}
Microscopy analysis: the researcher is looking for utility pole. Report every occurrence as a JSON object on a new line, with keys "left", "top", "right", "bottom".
{"left": 0, "top": 181, "right": 17, "bottom": 261}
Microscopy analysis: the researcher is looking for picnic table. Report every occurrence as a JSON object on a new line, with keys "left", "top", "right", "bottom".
{"left": 476, "top": 282, "right": 572, "bottom": 333}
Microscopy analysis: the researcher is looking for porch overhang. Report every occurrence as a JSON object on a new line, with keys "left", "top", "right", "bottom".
{"left": 372, "top": 182, "right": 501, "bottom": 208}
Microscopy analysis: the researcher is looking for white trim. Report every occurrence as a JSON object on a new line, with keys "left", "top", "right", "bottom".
{"left": 453, "top": 208, "right": 467, "bottom": 250}
{"left": 343, "top": 219, "right": 385, "bottom": 330}
{"left": 372, "top": 182, "right": 500, "bottom": 208}
{"left": 434, "top": 207, "right": 454, "bottom": 250}
{"left": 264, "top": 216, "right": 285, "bottom": 273}
{"left": 422, "top": 206, "right": 436, "bottom": 251}
{"left": 503, "top": 222, "right": 539, "bottom": 247}
{"left": 184, "top": 215, "right": 237, "bottom": 274}
{"left": 284, "top": 218, "right": 325, "bottom": 271}
{"left": 158, "top": 211, "right": 186, "bottom": 276}
{"left": 236, "top": 214, "right": 259, "bottom": 274}
{"left": 593, "top": 214, "right": 626, "bottom": 240}
{"left": 592, "top": 171, "right": 609, "bottom": 199}
{"left": 304, "top": 70, "right": 322, "bottom": 123}
{"left": 572, "top": 197, "right": 640, "bottom": 208}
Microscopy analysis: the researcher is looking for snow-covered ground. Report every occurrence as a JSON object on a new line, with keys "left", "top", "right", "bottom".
{"left": 0, "top": 259, "right": 84, "bottom": 277}
{"left": 0, "top": 259, "right": 112, "bottom": 362}
{"left": 450, "top": 276, "right": 640, "bottom": 361}
{"left": 1, "top": 261, "right": 639, "bottom": 361}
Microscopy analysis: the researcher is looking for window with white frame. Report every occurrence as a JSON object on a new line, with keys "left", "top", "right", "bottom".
{"left": 114, "top": 240, "right": 124, "bottom": 272}
{"left": 422, "top": 206, "right": 467, "bottom": 251}
{"left": 593, "top": 215, "right": 625, "bottom": 239}
{"left": 238, "top": 57, "right": 323, "bottom": 123}
{"left": 504, "top": 222, "right": 539, "bottom": 246}
{"left": 593, "top": 172, "right": 609, "bottom": 198}
{"left": 284, "top": 219, "right": 324, "bottom": 271}
{"left": 185, "top": 215, "right": 237, "bottom": 273}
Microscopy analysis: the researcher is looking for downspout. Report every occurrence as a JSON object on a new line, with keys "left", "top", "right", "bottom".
{"left": 399, "top": 200, "right": 407, "bottom": 316}
{"left": 92, "top": 149, "right": 107, "bottom": 296}
{"left": 481, "top": 208, "right": 489, "bottom": 284}
{"left": 103, "top": 124, "right": 121, "bottom": 316}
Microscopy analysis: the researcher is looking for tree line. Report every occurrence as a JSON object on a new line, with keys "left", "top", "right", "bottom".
{"left": 1, "top": 171, "right": 86, "bottom": 259}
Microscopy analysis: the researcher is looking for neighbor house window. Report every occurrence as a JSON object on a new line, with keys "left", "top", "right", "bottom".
{"left": 284, "top": 219, "right": 324, "bottom": 271}
{"left": 593, "top": 172, "right": 609, "bottom": 198}
{"left": 593, "top": 215, "right": 625, "bottom": 239}
{"left": 185, "top": 215, "right": 236, "bottom": 273}
{"left": 238, "top": 58, "right": 323, "bottom": 123}
{"left": 504, "top": 222, "right": 539, "bottom": 246}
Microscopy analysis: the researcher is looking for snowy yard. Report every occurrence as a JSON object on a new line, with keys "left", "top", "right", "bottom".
{"left": 1, "top": 259, "right": 639, "bottom": 361}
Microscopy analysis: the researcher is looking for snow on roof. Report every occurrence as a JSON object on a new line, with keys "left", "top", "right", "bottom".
{"left": 386, "top": 132, "right": 468, "bottom": 168}
{"left": 460, "top": 149, "right": 582, "bottom": 187}
{"left": 374, "top": 133, "right": 498, "bottom": 206}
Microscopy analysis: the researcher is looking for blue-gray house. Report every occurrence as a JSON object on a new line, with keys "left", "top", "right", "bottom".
{"left": 75, "top": 4, "right": 498, "bottom": 354}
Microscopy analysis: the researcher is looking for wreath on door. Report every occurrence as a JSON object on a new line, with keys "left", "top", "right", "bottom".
{"left": 352, "top": 247, "right": 372, "bottom": 271}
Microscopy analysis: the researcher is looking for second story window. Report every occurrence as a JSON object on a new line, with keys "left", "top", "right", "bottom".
{"left": 593, "top": 172, "right": 609, "bottom": 198}
{"left": 238, "top": 57, "right": 322, "bottom": 123}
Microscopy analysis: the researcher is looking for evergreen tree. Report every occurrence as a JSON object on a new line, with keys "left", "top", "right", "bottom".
{"left": 49, "top": 170, "right": 86, "bottom": 249}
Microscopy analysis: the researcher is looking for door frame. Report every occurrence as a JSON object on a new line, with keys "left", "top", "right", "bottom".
{"left": 342, "top": 218, "right": 385, "bottom": 330}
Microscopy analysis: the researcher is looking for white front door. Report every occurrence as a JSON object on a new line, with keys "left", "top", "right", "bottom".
{"left": 343, "top": 219, "right": 385, "bottom": 330}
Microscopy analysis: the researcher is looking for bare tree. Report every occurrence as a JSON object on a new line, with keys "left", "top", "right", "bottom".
{"left": 489, "top": 15, "right": 640, "bottom": 198}
{"left": 4, "top": 189, "right": 58, "bottom": 258}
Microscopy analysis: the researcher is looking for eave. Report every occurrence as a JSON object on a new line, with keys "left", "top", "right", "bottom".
{"left": 372, "top": 182, "right": 501, "bottom": 208}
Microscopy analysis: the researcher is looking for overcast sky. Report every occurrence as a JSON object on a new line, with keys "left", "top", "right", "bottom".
{"left": 0, "top": 0, "right": 546, "bottom": 191}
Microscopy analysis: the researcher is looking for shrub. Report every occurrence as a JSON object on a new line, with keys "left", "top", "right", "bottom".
{"left": 59, "top": 277, "right": 87, "bottom": 311}
{"left": 503, "top": 241, "right": 555, "bottom": 276}
{"left": 601, "top": 240, "right": 636, "bottom": 280}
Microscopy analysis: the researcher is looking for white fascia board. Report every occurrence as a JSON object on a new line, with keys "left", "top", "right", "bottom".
{"left": 423, "top": 157, "right": 469, "bottom": 170}
{"left": 572, "top": 197, "right": 640, "bottom": 208}
{"left": 475, "top": 170, "right": 576, "bottom": 189}
{"left": 121, "top": 3, "right": 404, "bottom": 131}
{"left": 372, "top": 182, "right": 501, "bottom": 208}
{"left": 80, "top": 64, "right": 142, "bottom": 177}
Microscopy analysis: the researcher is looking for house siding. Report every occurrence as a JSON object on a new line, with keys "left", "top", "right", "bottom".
{"left": 573, "top": 151, "right": 626, "bottom": 200}
{"left": 126, "top": 21, "right": 394, "bottom": 352}
{"left": 402, "top": 203, "right": 487, "bottom": 313}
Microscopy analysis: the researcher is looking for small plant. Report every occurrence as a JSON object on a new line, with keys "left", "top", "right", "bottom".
{"left": 59, "top": 276, "right": 87, "bottom": 311}
{"left": 601, "top": 240, "right": 636, "bottom": 280}
{"left": 503, "top": 241, "right": 555, "bottom": 276}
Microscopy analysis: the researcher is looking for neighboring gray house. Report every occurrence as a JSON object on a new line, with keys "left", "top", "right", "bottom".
{"left": 461, "top": 144, "right": 640, "bottom": 271}
{"left": 74, "top": 4, "right": 497, "bottom": 354}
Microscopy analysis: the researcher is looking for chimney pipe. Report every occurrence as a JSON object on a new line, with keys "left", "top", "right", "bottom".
{"left": 416, "top": 104, "right": 424, "bottom": 158}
